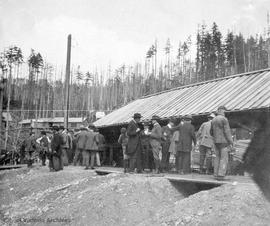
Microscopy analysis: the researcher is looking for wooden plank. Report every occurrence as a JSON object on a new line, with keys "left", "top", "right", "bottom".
{"left": 0, "top": 164, "right": 27, "bottom": 170}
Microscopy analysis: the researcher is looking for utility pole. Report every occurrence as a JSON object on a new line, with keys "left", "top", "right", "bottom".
{"left": 0, "top": 78, "right": 5, "bottom": 152}
{"left": 64, "top": 34, "right": 71, "bottom": 130}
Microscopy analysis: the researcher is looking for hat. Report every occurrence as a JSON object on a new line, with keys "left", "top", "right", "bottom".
{"left": 217, "top": 105, "right": 228, "bottom": 111}
{"left": 41, "top": 131, "right": 46, "bottom": 135}
{"left": 133, "top": 113, "right": 142, "bottom": 119}
{"left": 184, "top": 114, "right": 192, "bottom": 120}
{"left": 88, "top": 123, "right": 96, "bottom": 129}
{"left": 79, "top": 125, "right": 87, "bottom": 130}
{"left": 59, "top": 125, "right": 64, "bottom": 130}
{"left": 207, "top": 113, "right": 216, "bottom": 119}
{"left": 151, "top": 115, "right": 160, "bottom": 121}
{"left": 52, "top": 125, "right": 59, "bottom": 131}
{"left": 169, "top": 117, "right": 177, "bottom": 123}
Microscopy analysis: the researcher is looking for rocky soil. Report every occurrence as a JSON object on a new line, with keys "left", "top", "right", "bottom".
{"left": 0, "top": 166, "right": 270, "bottom": 226}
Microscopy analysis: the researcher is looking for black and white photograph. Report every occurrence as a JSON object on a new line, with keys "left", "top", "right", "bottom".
{"left": 1, "top": 0, "right": 270, "bottom": 225}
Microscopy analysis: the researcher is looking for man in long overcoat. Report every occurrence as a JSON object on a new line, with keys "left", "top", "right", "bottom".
{"left": 51, "top": 125, "right": 64, "bottom": 171}
{"left": 126, "top": 113, "right": 143, "bottom": 173}
{"left": 171, "top": 115, "right": 196, "bottom": 174}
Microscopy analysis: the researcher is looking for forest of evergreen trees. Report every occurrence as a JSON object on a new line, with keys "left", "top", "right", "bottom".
{"left": 1, "top": 22, "right": 270, "bottom": 121}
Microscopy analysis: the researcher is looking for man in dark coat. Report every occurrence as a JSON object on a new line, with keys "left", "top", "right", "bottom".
{"left": 51, "top": 125, "right": 64, "bottom": 171}
{"left": 171, "top": 115, "right": 196, "bottom": 174}
{"left": 127, "top": 113, "right": 143, "bottom": 173}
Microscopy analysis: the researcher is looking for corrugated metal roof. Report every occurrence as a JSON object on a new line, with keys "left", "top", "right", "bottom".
{"left": 94, "top": 69, "right": 270, "bottom": 128}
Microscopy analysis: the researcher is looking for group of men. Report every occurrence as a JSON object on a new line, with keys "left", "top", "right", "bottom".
{"left": 22, "top": 124, "right": 106, "bottom": 171}
{"left": 122, "top": 105, "right": 234, "bottom": 180}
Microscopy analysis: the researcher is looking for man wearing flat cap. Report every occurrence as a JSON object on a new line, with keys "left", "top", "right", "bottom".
{"left": 126, "top": 113, "right": 143, "bottom": 173}
{"left": 211, "top": 106, "right": 234, "bottom": 180}
{"left": 149, "top": 115, "right": 162, "bottom": 173}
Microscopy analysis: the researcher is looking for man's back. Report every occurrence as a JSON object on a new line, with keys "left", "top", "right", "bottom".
{"left": 76, "top": 130, "right": 88, "bottom": 149}
{"left": 179, "top": 122, "right": 196, "bottom": 152}
{"left": 211, "top": 114, "right": 233, "bottom": 145}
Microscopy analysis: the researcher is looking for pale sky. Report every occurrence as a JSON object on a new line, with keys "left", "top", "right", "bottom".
{"left": 0, "top": 0, "right": 269, "bottom": 72}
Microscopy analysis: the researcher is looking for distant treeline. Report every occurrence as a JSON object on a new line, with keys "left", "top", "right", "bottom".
{"left": 1, "top": 22, "right": 270, "bottom": 121}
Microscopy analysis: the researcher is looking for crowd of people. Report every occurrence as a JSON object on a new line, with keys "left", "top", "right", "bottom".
{"left": 119, "top": 105, "right": 234, "bottom": 181}
{"left": 21, "top": 105, "right": 234, "bottom": 180}
{"left": 21, "top": 124, "right": 106, "bottom": 171}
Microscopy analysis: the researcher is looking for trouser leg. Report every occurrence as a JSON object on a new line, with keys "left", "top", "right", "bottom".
{"left": 136, "top": 146, "right": 142, "bottom": 172}
{"left": 82, "top": 150, "right": 90, "bottom": 168}
{"left": 62, "top": 148, "right": 69, "bottom": 166}
{"left": 96, "top": 152, "right": 101, "bottom": 166}
{"left": 59, "top": 151, "right": 63, "bottom": 170}
{"left": 214, "top": 145, "right": 221, "bottom": 177}
{"left": 151, "top": 141, "right": 161, "bottom": 172}
{"left": 199, "top": 145, "right": 207, "bottom": 172}
{"left": 175, "top": 153, "right": 179, "bottom": 171}
{"left": 129, "top": 155, "right": 136, "bottom": 172}
{"left": 182, "top": 152, "right": 191, "bottom": 174}
{"left": 90, "top": 151, "right": 96, "bottom": 168}
{"left": 161, "top": 142, "right": 169, "bottom": 171}
{"left": 218, "top": 146, "right": 229, "bottom": 177}
{"left": 178, "top": 152, "right": 184, "bottom": 173}
{"left": 73, "top": 148, "right": 81, "bottom": 166}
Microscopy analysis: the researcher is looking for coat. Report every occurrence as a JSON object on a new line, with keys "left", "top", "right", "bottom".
{"left": 211, "top": 114, "right": 233, "bottom": 145}
{"left": 162, "top": 125, "right": 173, "bottom": 143}
{"left": 172, "top": 122, "right": 196, "bottom": 152}
{"left": 197, "top": 121, "right": 213, "bottom": 148}
{"left": 118, "top": 133, "right": 128, "bottom": 146}
{"left": 126, "top": 119, "right": 141, "bottom": 155}
{"left": 96, "top": 133, "right": 106, "bottom": 150}
{"left": 51, "top": 132, "right": 64, "bottom": 157}
{"left": 150, "top": 122, "right": 162, "bottom": 142}
{"left": 76, "top": 130, "right": 88, "bottom": 149}
{"left": 85, "top": 130, "right": 98, "bottom": 151}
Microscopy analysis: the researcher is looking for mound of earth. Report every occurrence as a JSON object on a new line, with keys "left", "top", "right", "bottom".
{"left": 140, "top": 183, "right": 270, "bottom": 226}
{"left": 0, "top": 166, "right": 183, "bottom": 226}
{"left": 1, "top": 166, "right": 270, "bottom": 226}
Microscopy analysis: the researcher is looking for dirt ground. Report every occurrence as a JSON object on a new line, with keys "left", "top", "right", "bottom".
{"left": 0, "top": 166, "right": 270, "bottom": 226}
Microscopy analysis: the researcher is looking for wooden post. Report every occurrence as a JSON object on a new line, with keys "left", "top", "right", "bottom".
{"left": 64, "top": 34, "right": 72, "bottom": 129}
{"left": 0, "top": 78, "right": 5, "bottom": 152}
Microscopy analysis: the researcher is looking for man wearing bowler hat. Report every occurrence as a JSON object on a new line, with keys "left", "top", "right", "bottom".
{"left": 126, "top": 113, "right": 143, "bottom": 173}
{"left": 211, "top": 106, "right": 234, "bottom": 180}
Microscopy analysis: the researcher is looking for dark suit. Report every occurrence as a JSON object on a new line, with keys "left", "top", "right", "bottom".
{"left": 172, "top": 122, "right": 196, "bottom": 173}
{"left": 127, "top": 119, "right": 142, "bottom": 172}
{"left": 51, "top": 132, "right": 64, "bottom": 171}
